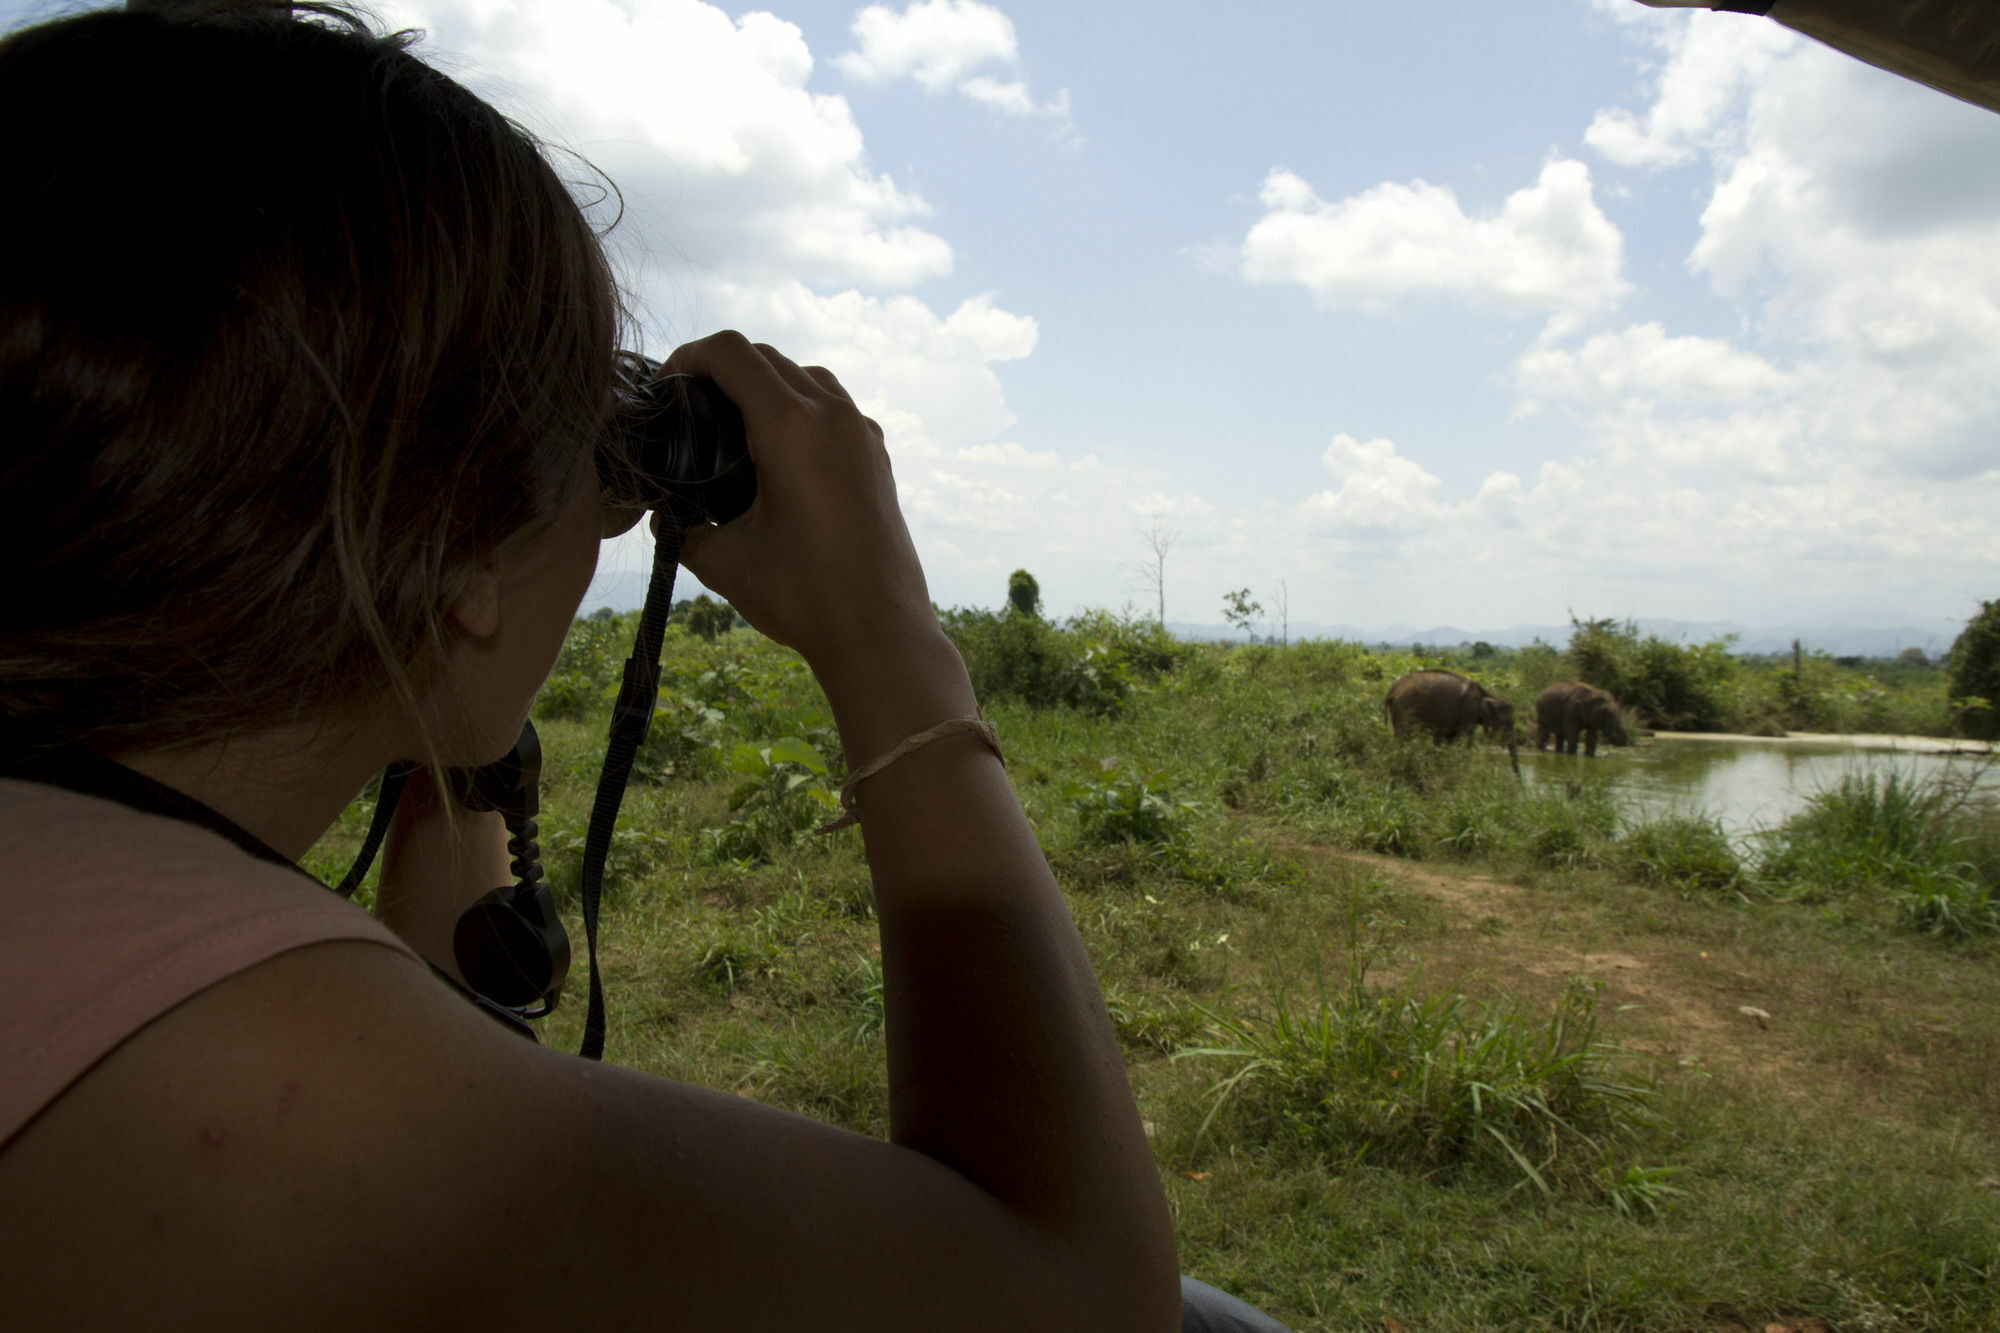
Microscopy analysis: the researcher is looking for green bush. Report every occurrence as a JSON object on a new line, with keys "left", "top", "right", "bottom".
{"left": 1064, "top": 760, "right": 1199, "bottom": 849}
{"left": 709, "top": 737, "right": 840, "bottom": 864}
{"left": 1948, "top": 599, "right": 2000, "bottom": 740}
{"left": 1757, "top": 768, "right": 1999, "bottom": 936}
{"left": 1617, "top": 814, "right": 1746, "bottom": 897}
{"left": 1565, "top": 616, "right": 1731, "bottom": 731}
{"left": 941, "top": 608, "right": 1136, "bottom": 714}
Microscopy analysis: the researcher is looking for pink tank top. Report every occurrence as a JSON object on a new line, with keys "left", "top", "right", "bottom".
{"left": 0, "top": 778, "right": 418, "bottom": 1145}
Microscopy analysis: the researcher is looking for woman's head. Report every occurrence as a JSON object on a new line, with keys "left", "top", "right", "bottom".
{"left": 0, "top": 1, "right": 621, "bottom": 757}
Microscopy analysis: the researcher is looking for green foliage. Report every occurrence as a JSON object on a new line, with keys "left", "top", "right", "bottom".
{"left": 1509, "top": 639, "right": 1566, "bottom": 699}
{"left": 535, "top": 609, "right": 629, "bottom": 720}
{"left": 1221, "top": 587, "right": 1263, "bottom": 640}
{"left": 709, "top": 737, "right": 839, "bottom": 864}
{"left": 1617, "top": 814, "right": 1747, "bottom": 898}
{"left": 637, "top": 694, "right": 727, "bottom": 780}
{"left": 1758, "top": 767, "right": 1999, "bottom": 937}
{"left": 1949, "top": 599, "right": 2000, "bottom": 740}
{"left": 1006, "top": 568, "right": 1041, "bottom": 619}
{"left": 1182, "top": 951, "right": 1662, "bottom": 1203}
{"left": 679, "top": 594, "right": 737, "bottom": 643}
{"left": 941, "top": 607, "right": 1137, "bottom": 714}
{"left": 1565, "top": 616, "right": 1732, "bottom": 731}
{"left": 304, "top": 611, "right": 2000, "bottom": 1330}
{"left": 1064, "top": 759, "right": 1200, "bottom": 849}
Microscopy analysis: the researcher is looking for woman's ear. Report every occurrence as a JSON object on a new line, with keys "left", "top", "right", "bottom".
{"left": 446, "top": 568, "right": 502, "bottom": 640}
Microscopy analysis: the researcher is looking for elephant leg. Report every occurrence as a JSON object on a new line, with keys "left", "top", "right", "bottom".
{"left": 1584, "top": 728, "right": 1598, "bottom": 758}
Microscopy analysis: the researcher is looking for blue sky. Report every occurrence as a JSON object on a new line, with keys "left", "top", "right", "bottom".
{"left": 13, "top": 0, "right": 1998, "bottom": 639}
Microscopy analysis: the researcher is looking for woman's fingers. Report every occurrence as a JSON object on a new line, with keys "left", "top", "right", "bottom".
{"left": 799, "top": 362, "right": 855, "bottom": 404}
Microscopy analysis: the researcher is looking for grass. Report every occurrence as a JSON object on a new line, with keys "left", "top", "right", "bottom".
{"left": 309, "top": 616, "right": 2000, "bottom": 1331}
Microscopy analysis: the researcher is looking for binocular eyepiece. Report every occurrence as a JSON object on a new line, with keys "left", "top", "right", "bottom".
{"left": 598, "top": 350, "right": 756, "bottom": 537}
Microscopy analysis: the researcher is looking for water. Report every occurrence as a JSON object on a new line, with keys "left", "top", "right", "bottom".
{"left": 1519, "top": 734, "right": 2000, "bottom": 846}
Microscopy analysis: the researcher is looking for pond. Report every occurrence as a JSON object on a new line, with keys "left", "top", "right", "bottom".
{"left": 1518, "top": 734, "right": 2000, "bottom": 846}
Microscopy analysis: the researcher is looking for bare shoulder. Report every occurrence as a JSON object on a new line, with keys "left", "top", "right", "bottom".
{"left": 0, "top": 941, "right": 1110, "bottom": 1332}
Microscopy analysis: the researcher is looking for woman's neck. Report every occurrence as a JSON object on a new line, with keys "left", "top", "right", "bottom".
{"left": 114, "top": 718, "right": 395, "bottom": 864}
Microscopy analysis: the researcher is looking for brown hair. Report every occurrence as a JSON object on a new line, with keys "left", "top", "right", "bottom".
{"left": 0, "top": 1, "right": 622, "bottom": 755}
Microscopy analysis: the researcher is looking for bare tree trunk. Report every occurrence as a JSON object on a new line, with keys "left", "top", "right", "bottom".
{"left": 1128, "top": 521, "right": 1180, "bottom": 628}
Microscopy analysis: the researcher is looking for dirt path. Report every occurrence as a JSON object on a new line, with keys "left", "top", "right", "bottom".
{"left": 1324, "top": 849, "right": 1792, "bottom": 1074}
{"left": 1255, "top": 837, "right": 2000, "bottom": 1135}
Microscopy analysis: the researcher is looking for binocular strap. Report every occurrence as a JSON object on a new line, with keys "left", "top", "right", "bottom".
{"left": 576, "top": 510, "right": 689, "bottom": 1060}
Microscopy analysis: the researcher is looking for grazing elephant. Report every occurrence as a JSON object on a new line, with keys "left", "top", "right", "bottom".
{"left": 1534, "top": 680, "right": 1632, "bottom": 757}
{"left": 1384, "top": 669, "right": 1520, "bottom": 774}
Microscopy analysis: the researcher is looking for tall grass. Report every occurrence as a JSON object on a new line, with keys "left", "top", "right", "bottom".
{"left": 1179, "top": 932, "right": 1667, "bottom": 1207}
{"left": 1759, "top": 766, "right": 2000, "bottom": 937}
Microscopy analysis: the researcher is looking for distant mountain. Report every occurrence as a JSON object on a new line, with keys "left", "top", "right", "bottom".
{"left": 1165, "top": 619, "right": 1953, "bottom": 659}
{"left": 585, "top": 569, "right": 1955, "bottom": 660}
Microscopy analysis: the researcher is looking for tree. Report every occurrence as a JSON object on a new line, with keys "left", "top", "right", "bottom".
{"left": 1126, "top": 520, "right": 1180, "bottom": 627}
{"left": 1896, "top": 645, "right": 1929, "bottom": 667}
{"left": 1007, "top": 569, "right": 1042, "bottom": 619}
{"left": 1221, "top": 588, "right": 1263, "bottom": 641}
{"left": 1948, "top": 599, "right": 2000, "bottom": 740}
{"left": 681, "top": 594, "right": 736, "bottom": 643}
{"left": 1272, "top": 578, "right": 1289, "bottom": 647}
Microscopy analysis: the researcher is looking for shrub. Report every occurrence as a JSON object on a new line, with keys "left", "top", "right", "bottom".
{"left": 1757, "top": 767, "right": 1999, "bottom": 936}
{"left": 1565, "top": 616, "right": 1731, "bottom": 730}
{"left": 1064, "top": 760, "right": 1199, "bottom": 849}
{"left": 941, "top": 608, "right": 1135, "bottom": 714}
{"left": 1948, "top": 599, "right": 2000, "bottom": 740}
{"left": 1617, "top": 814, "right": 1746, "bottom": 897}
{"left": 708, "top": 737, "right": 839, "bottom": 864}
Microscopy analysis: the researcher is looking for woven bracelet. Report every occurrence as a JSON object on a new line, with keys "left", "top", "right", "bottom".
{"left": 815, "top": 715, "right": 1005, "bottom": 833}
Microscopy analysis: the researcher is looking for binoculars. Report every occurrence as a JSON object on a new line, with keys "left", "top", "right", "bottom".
{"left": 598, "top": 351, "right": 755, "bottom": 538}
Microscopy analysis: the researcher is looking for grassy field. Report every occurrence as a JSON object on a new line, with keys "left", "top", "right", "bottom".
{"left": 308, "top": 615, "right": 2000, "bottom": 1331}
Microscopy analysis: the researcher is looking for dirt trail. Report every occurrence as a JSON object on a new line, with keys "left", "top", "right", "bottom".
{"left": 1327, "top": 849, "right": 1786, "bottom": 1074}
{"left": 1258, "top": 840, "right": 1999, "bottom": 1122}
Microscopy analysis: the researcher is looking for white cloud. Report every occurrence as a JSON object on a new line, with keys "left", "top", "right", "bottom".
{"left": 1447, "top": 3, "right": 2000, "bottom": 624}
{"left": 954, "top": 441, "right": 1060, "bottom": 468}
{"left": 1300, "top": 435, "right": 1445, "bottom": 535}
{"left": 695, "top": 281, "right": 1035, "bottom": 451}
{"left": 380, "top": 0, "right": 952, "bottom": 296}
{"left": 1515, "top": 323, "right": 1793, "bottom": 415}
{"left": 1583, "top": 10, "right": 1793, "bottom": 167}
{"left": 1239, "top": 159, "right": 1630, "bottom": 315}
{"left": 1580, "top": 4, "right": 2000, "bottom": 485}
{"left": 837, "top": 0, "right": 1017, "bottom": 90}
{"left": 835, "top": 0, "right": 1075, "bottom": 138}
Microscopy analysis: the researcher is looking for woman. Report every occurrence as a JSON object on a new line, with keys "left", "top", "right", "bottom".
{"left": 0, "top": 4, "right": 1290, "bottom": 1328}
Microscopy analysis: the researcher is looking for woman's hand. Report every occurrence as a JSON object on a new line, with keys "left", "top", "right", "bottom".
{"left": 658, "top": 333, "right": 937, "bottom": 679}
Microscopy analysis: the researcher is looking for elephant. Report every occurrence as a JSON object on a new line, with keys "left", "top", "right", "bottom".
{"left": 1384, "top": 669, "right": 1520, "bottom": 774}
{"left": 1534, "top": 680, "right": 1632, "bottom": 757}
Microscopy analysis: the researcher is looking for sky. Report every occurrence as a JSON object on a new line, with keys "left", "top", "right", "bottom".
{"left": 12, "top": 0, "right": 1999, "bottom": 639}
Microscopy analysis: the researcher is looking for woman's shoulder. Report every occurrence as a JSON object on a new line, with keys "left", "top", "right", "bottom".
{"left": 0, "top": 778, "right": 416, "bottom": 1145}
